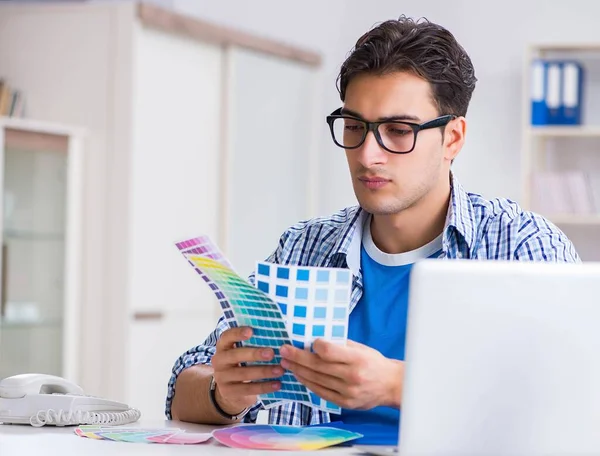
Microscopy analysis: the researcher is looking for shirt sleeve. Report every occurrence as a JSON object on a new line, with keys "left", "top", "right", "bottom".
{"left": 513, "top": 212, "right": 581, "bottom": 262}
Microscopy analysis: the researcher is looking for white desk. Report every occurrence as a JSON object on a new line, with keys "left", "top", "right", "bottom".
{"left": 0, "top": 420, "right": 366, "bottom": 455}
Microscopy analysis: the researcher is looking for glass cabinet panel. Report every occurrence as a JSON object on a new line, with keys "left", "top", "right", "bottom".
{"left": 0, "top": 127, "right": 69, "bottom": 379}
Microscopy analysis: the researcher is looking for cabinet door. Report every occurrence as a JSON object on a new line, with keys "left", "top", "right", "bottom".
{"left": 0, "top": 128, "right": 70, "bottom": 380}
{"left": 222, "top": 47, "right": 320, "bottom": 278}
{"left": 125, "top": 311, "right": 218, "bottom": 420}
{"left": 128, "top": 25, "right": 223, "bottom": 316}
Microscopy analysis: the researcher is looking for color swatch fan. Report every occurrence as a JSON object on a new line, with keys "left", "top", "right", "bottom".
{"left": 176, "top": 236, "right": 351, "bottom": 413}
{"left": 212, "top": 425, "right": 362, "bottom": 451}
{"left": 75, "top": 426, "right": 212, "bottom": 444}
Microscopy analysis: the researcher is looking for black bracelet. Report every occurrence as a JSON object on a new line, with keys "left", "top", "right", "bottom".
{"left": 208, "top": 375, "right": 249, "bottom": 421}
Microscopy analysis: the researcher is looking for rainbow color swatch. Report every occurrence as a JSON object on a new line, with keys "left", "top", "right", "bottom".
{"left": 211, "top": 425, "right": 362, "bottom": 451}
{"left": 74, "top": 426, "right": 212, "bottom": 444}
{"left": 177, "top": 236, "right": 312, "bottom": 408}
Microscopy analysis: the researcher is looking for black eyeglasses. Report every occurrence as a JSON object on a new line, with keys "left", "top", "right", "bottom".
{"left": 326, "top": 108, "right": 456, "bottom": 154}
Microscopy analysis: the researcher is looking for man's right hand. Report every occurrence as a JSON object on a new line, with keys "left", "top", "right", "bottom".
{"left": 211, "top": 326, "right": 283, "bottom": 415}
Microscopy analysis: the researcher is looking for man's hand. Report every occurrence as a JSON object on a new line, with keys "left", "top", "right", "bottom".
{"left": 211, "top": 326, "right": 283, "bottom": 415}
{"left": 279, "top": 339, "right": 404, "bottom": 410}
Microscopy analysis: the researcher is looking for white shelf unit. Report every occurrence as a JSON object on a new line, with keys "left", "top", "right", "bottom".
{"left": 528, "top": 126, "right": 600, "bottom": 137}
{"left": 0, "top": 116, "right": 86, "bottom": 382}
{"left": 0, "top": 2, "right": 322, "bottom": 419}
{"left": 522, "top": 44, "right": 600, "bottom": 256}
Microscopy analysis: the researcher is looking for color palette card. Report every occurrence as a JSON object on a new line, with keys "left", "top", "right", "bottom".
{"left": 255, "top": 261, "right": 351, "bottom": 413}
{"left": 212, "top": 424, "right": 362, "bottom": 451}
{"left": 176, "top": 236, "right": 351, "bottom": 413}
{"left": 74, "top": 426, "right": 212, "bottom": 444}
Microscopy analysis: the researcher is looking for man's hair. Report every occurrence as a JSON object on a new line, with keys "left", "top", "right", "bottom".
{"left": 337, "top": 16, "right": 477, "bottom": 117}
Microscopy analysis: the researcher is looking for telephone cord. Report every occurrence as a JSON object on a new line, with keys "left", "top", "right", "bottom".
{"left": 30, "top": 408, "right": 141, "bottom": 427}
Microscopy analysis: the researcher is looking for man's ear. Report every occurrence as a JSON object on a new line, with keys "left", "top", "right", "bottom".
{"left": 444, "top": 117, "right": 466, "bottom": 161}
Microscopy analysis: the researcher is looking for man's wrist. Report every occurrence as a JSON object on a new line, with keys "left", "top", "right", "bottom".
{"left": 210, "top": 377, "right": 249, "bottom": 420}
{"left": 214, "top": 387, "right": 246, "bottom": 416}
{"left": 385, "top": 360, "right": 404, "bottom": 409}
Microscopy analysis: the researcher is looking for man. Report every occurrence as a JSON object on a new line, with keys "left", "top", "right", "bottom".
{"left": 166, "top": 16, "right": 579, "bottom": 429}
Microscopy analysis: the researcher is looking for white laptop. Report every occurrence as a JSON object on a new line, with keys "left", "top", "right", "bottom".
{"left": 357, "top": 259, "right": 600, "bottom": 456}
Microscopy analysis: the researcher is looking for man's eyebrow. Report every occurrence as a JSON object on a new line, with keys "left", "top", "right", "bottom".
{"left": 340, "top": 107, "right": 421, "bottom": 122}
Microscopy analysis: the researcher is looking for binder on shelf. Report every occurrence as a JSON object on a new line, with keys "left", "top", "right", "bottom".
{"left": 545, "top": 62, "right": 562, "bottom": 125}
{"left": 561, "top": 61, "right": 584, "bottom": 125}
{"left": 530, "top": 60, "right": 548, "bottom": 125}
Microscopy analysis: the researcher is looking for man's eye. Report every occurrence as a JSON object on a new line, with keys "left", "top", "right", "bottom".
{"left": 345, "top": 124, "right": 364, "bottom": 132}
{"left": 386, "top": 126, "right": 412, "bottom": 136}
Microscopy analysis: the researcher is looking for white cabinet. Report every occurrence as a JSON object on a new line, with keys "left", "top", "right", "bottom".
{"left": 0, "top": 2, "right": 321, "bottom": 418}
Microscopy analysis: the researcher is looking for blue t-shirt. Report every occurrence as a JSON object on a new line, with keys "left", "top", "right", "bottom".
{"left": 337, "top": 218, "right": 442, "bottom": 428}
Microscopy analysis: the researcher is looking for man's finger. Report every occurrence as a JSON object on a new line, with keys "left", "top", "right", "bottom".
{"left": 214, "top": 346, "right": 275, "bottom": 368}
{"left": 218, "top": 365, "right": 284, "bottom": 383}
{"left": 311, "top": 339, "right": 357, "bottom": 364}
{"left": 280, "top": 341, "right": 354, "bottom": 369}
{"left": 217, "top": 326, "right": 253, "bottom": 351}
{"left": 279, "top": 344, "right": 328, "bottom": 371}
{"left": 281, "top": 359, "right": 346, "bottom": 390}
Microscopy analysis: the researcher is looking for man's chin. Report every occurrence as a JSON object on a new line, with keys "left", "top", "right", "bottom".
{"left": 357, "top": 199, "right": 407, "bottom": 216}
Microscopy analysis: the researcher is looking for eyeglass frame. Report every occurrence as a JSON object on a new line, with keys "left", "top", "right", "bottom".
{"left": 326, "top": 107, "right": 457, "bottom": 154}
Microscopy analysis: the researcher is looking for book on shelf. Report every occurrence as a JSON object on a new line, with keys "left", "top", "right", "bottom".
{"left": 531, "top": 171, "right": 600, "bottom": 215}
{"left": 0, "top": 79, "right": 25, "bottom": 118}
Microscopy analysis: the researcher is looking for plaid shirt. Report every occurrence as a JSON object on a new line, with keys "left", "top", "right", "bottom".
{"left": 165, "top": 175, "right": 580, "bottom": 425}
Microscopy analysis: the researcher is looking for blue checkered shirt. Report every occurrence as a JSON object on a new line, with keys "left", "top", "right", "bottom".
{"left": 165, "top": 175, "right": 580, "bottom": 425}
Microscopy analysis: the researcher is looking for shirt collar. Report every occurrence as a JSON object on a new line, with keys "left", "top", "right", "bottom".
{"left": 443, "top": 173, "right": 477, "bottom": 253}
{"left": 329, "top": 208, "right": 367, "bottom": 277}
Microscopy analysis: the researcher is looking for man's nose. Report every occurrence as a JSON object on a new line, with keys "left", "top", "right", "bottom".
{"left": 356, "top": 129, "right": 388, "bottom": 168}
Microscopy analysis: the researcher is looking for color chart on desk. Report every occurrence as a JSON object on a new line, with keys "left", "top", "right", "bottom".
{"left": 212, "top": 425, "right": 362, "bottom": 451}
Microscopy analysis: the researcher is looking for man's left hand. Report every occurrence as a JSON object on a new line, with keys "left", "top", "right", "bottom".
{"left": 279, "top": 339, "right": 404, "bottom": 410}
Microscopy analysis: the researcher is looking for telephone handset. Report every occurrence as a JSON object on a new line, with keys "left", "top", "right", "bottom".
{"left": 0, "top": 373, "right": 141, "bottom": 427}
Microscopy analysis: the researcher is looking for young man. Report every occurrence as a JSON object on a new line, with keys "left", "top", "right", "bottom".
{"left": 166, "top": 17, "right": 579, "bottom": 429}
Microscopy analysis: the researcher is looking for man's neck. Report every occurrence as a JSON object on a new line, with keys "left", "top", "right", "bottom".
{"left": 370, "top": 177, "right": 451, "bottom": 254}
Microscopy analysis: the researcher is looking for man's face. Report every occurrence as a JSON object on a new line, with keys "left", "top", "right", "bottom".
{"left": 343, "top": 72, "right": 452, "bottom": 216}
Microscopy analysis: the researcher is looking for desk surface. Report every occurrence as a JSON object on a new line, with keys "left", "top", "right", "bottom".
{"left": 0, "top": 420, "right": 367, "bottom": 455}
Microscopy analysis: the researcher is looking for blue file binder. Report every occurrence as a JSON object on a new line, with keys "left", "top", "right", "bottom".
{"left": 546, "top": 61, "right": 562, "bottom": 124}
{"left": 531, "top": 60, "right": 548, "bottom": 125}
{"left": 561, "top": 60, "right": 584, "bottom": 125}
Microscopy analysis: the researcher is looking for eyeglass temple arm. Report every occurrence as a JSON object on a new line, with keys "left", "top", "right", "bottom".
{"left": 420, "top": 115, "right": 456, "bottom": 129}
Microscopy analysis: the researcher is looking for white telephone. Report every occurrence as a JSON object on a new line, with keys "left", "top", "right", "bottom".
{"left": 0, "top": 373, "right": 141, "bottom": 427}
